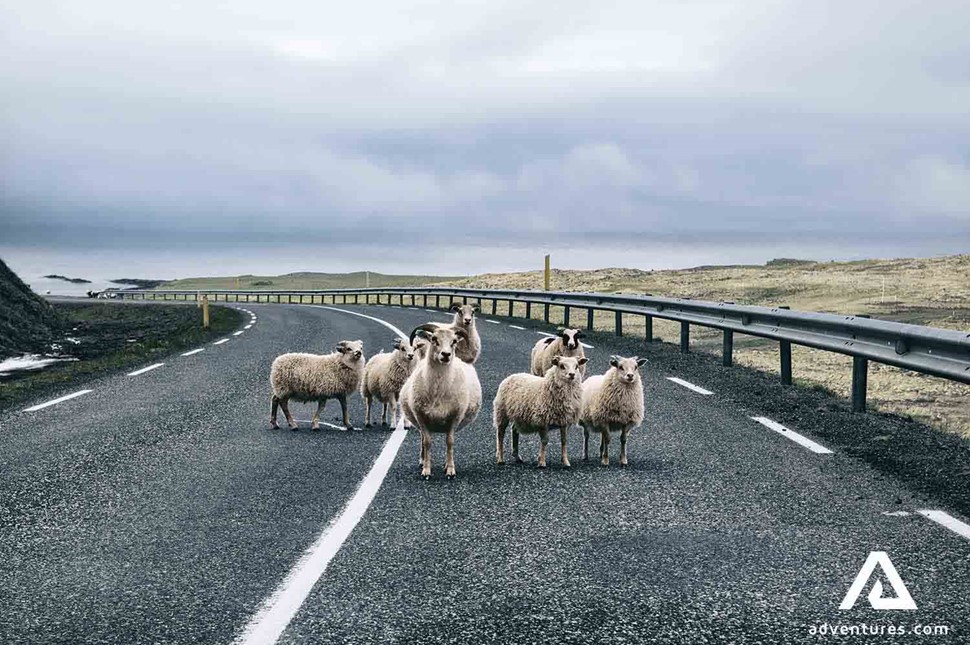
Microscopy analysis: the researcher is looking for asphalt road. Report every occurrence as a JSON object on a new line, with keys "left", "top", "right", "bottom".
{"left": 1, "top": 302, "right": 968, "bottom": 644}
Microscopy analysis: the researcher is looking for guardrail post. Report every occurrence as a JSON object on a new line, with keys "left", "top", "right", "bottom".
{"left": 644, "top": 315, "right": 653, "bottom": 342}
{"left": 587, "top": 308, "right": 594, "bottom": 331}
{"left": 852, "top": 357, "right": 868, "bottom": 412}
{"left": 435, "top": 295, "right": 441, "bottom": 308}
{"left": 525, "top": 301, "right": 532, "bottom": 319}
{"left": 462, "top": 296, "right": 468, "bottom": 305}
{"left": 411, "top": 294, "right": 416, "bottom": 306}
{"left": 543, "top": 303, "right": 550, "bottom": 323}
{"left": 780, "top": 341, "right": 792, "bottom": 385}
{"left": 722, "top": 330, "right": 733, "bottom": 366}
{"left": 680, "top": 322, "right": 689, "bottom": 353}
{"left": 563, "top": 305, "right": 570, "bottom": 327}
{"left": 615, "top": 311, "right": 623, "bottom": 336}
{"left": 491, "top": 299, "right": 497, "bottom": 316}
{"left": 508, "top": 300, "right": 514, "bottom": 318}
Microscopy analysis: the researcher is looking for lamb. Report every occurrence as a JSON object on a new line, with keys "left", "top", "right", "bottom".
{"left": 531, "top": 327, "right": 587, "bottom": 378}
{"left": 579, "top": 355, "right": 647, "bottom": 466}
{"left": 400, "top": 323, "right": 482, "bottom": 479}
{"left": 422, "top": 303, "right": 481, "bottom": 364}
{"left": 269, "top": 340, "right": 365, "bottom": 431}
{"left": 361, "top": 337, "right": 419, "bottom": 428}
{"left": 493, "top": 355, "right": 588, "bottom": 468}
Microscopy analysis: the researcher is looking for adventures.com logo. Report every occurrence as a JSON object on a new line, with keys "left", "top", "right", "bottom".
{"left": 808, "top": 552, "right": 951, "bottom": 639}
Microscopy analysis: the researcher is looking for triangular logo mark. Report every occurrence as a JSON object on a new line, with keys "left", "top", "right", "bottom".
{"left": 839, "top": 551, "right": 917, "bottom": 610}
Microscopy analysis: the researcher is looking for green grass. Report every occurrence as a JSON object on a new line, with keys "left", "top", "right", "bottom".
{"left": 0, "top": 302, "right": 244, "bottom": 410}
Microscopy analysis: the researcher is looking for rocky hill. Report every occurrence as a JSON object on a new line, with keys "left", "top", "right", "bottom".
{"left": 0, "top": 258, "right": 64, "bottom": 358}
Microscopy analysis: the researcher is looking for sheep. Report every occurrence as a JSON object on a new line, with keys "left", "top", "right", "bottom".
{"left": 579, "top": 355, "right": 647, "bottom": 466}
{"left": 269, "top": 340, "right": 365, "bottom": 431}
{"left": 493, "top": 355, "right": 588, "bottom": 468}
{"left": 400, "top": 323, "right": 482, "bottom": 479}
{"left": 422, "top": 303, "right": 481, "bottom": 364}
{"left": 531, "top": 327, "right": 587, "bottom": 378}
{"left": 361, "top": 337, "right": 419, "bottom": 428}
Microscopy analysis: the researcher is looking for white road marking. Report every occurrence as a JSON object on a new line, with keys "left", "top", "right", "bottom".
{"left": 244, "top": 325, "right": 252, "bottom": 329}
{"left": 23, "top": 389, "right": 93, "bottom": 412}
{"left": 181, "top": 349, "right": 205, "bottom": 356}
{"left": 321, "top": 422, "right": 353, "bottom": 431}
{"left": 509, "top": 325, "right": 526, "bottom": 330}
{"left": 423, "top": 309, "right": 435, "bottom": 313}
{"left": 233, "top": 331, "right": 244, "bottom": 336}
{"left": 882, "top": 510, "right": 911, "bottom": 517}
{"left": 917, "top": 510, "right": 970, "bottom": 541}
{"left": 485, "top": 319, "right": 500, "bottom": 324}
{"left": 750, "top": 416, "right": 833, "bottom": 455}
{"left": 127, "top": 363, "right": 165, "bottom": 376}
{"left": 237, "top": 305, "right": 411, "bottom": 645}
{"left": 213, "top": 338, "right": 230, "bottom": 345}
{"left": 535, "top": 331, "right": 594, "bottom": 349}
{"left": 666, "top": 377, "right": 713, "bottom": 395}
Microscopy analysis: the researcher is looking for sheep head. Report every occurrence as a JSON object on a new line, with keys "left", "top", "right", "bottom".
{"left": 412, "top": 324, "right": 466, "bottom": 365}
{"left": 450, "top": 303, "right": 479, "bottom": 326}
{"left": 550, "top": 355, "right": 588, "bottom": 382}
{"left": 608, "top": 355, "right": 647, "bottom": 384}
{"left": 556, "top": 327, "right": 585, "bottom": 350}
{"left": 335, "top": 340, "right": 365, "bottom": 366}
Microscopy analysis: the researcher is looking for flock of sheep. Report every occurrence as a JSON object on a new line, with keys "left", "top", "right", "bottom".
{"left": 269, "top": 304, "right": 646, "bottom": 479}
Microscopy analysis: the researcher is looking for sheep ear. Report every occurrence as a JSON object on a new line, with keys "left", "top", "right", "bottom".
{"left": 636, "top": 358, "right": 648, "bottom": 368}
{"left": 409, "top": 324, "right": 438, "bottom": 345}
{"left": 578, "top": 357, "right": 589, "bottom": 366}
{"left": 450, "top": 303, "right": 462, "bottom": 312}
{"left": 556, "top": 326, "right": 566, "bottom": 336}
{"left": 335, "top": 341, "right": 349, "bottom": 353}
{"left": 392, "top": 337, "right": 404, "bottom": 350}
{"left": 454, "top": 328, "right": 468, "bottom": 342}
{"left": 609, "top": 355, "right": 620, "bottom": 368}
{"left": 551, "top": 356, "right": 561, "bottom": 366}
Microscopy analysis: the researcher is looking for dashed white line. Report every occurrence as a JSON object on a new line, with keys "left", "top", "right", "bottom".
{"left": 666, "top": 377, "right": 713, "bottom": 395}
{"left": 244, "top": 325, "right": 253, "bottom": 329}
{"left": 509, "top": 325, "right": 526, "bottom": 330}
{"left": 23, "top": 389, "right": 93, "bottom": 412}
{"left": 127, "top": 363, "right": 165, "bottom": 376}
{"left": 535, "top": 331, "right": 594, "bottom": 349}
{"left": 181, "top": 348, "right": 205, "bottom": 356}
{"left": 233, "top": 331, "right": 244, "bottom": 336}
{"left": 236, "top": 306, "right": 409, "bottom": 645}
{"left": 423, "top": 309, "right": 435, "bottom": 313}
{"left": 485, "top": 319, "right": 501, "bottom": 324}
{"left": 751, "top": 416, "right": 833, "bottom": 455}
{"left": 213, "top": 338, "right": 230, "bottom": 345}
{"left": 917, "top": 510, "right": 970, "bottom": 541}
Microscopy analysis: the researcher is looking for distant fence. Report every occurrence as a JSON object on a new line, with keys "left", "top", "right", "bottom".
{"left": 118, "top": 287, "right": 970, "bottom": 412}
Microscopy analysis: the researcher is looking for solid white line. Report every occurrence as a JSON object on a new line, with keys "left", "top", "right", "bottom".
{"left": 321, "top": 422, "right": 352, "bottom": 431}
{"left": 23, "top": 389, "right": 93, "bottom": 412}
{"left": 535, "top": 331, "right": 594, "bottom": 349}
{"left": 181, "top": 348, "right": 205, "bottom": 356}
{"left": 667, "top": 377, "right": 713, "bottom": 395}
{"left": 233, "top": 331, "right": 244, "bottom": 336}
{"left": 917, "top": 510, "right": 970, "bottom": 541}
{"left": 485, "top": 319, "right": 500, "bottom": 324}
{"left": 751, "top": 416, "right": 833, "bottom": 455}
{"left": 509, "top": 325, "right": 526, "bottom": 330}
{"left": 234, "top": 305, "right": 412, "bottom": 644}
{"left": 213, "top": 338, "right": 230, "bottom": 345}
{"left": 127, "top": 363, "right": 165, "bottom": 376}
{"left": 423, "top": 309, "right": 435, "bottom": 313}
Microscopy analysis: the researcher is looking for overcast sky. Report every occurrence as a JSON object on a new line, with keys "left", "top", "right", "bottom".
{"left": 1, "top": 0, "right": 969, "bottom": 278}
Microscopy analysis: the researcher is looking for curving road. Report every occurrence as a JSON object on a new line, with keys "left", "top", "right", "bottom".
{"left": 1, "top": 302, "right": 968, "bottom": 644}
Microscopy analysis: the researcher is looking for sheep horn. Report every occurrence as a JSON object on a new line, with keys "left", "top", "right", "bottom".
{"left": 410, "top": 323, "right": 439, "bottom": 345}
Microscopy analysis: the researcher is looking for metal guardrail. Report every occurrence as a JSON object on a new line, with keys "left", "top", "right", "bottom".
{"left": 118, "top": 287, "right": 970, "bottom": 412}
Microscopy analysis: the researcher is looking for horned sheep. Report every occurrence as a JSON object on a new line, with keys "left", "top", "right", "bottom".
{"left": 269, "top": 340, "right": 365, "bottom": 431}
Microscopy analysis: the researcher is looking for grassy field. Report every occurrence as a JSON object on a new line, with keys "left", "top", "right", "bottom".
{"left": 0, "top": 302, "right": 244, "bottom": 410}
{"left": 441, "top": 254, "right": 970, "bottom": 437}
{"left": 161, "top": 271, "right": 460, "bottom": 291}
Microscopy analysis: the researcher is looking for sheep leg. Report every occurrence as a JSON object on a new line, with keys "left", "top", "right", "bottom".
{"left": 270, "top": 395, "right": 281, "bottom": 429}
{"left": 495, "top": 420, "right": 507, "bottom": 464}
{"left": 512, "top": 427, "right": 523, "bottom": 464}
{"left": 388, "top": 395, "right": 397, "bottom": 428}
{"left": 445, "top": 429, "right": 457, "bottom": 479}
{"left": 279, "top": 397, "right": 298, "bottom": 430}
{"left": 600, "top": 428, "right": 611, "bottom": 466}
{"left": 311, "top": 399, "right": 325, "bottom": 431}
{"left": 620, "top": 424, "right": 631, "bottom": 467}
{"left": 560, "top": 426, "right": 571, "bottom": 468}
{"left": 538, "top": 428, "right": 549, "bottom": 469}
{"left": 337, "top": 394, "right": 351, "bottom": 430}
{"left": 583, "top": 425, "right": 590, "bottom": 461}
{"left": 381, "top": 401, "right": 389, "bottom": 427}
{"left": 363, "top": 393, "right": 372, "bottom": 427}
{"left": 420, "top": 429, "right": 432, "bottom": 479}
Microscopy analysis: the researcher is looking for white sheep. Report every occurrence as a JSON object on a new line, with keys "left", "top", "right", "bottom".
{"left": 361, "top": 337, "right": 418, "bottom": 428}
{"left": 493, "top": 355, "right": 588, "bottom": 468}
{"left": 269, "top": 340, "right": 365, "bottom": 431}
{"left": 423, "top": 303, "right": 481, "bottom": 364}
{"left": 531, "top": 327, "right": 587, "bottom": 378}
{"left": 400, "top": 323, "right": 482, "bottom": 479}
{"left": 579, "top": 355, "right": 646, "bottom": 466}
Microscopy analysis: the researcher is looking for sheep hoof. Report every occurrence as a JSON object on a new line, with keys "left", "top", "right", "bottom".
{"left": 270, "top": 423, "right": 279, "bottom": 430}
{"left": 289, "top": 426, "right": 299, "bottom": 432}
{"left": 446, "top": 474, "right": 455, "bottom": 480}
{"left": 562, "top": 461, "right": 571, "bottom": 468}
{"left": 620, "top": 461, "right": 628, "bottom": 468}
{"left": 538, "top": 463, "right": 547, "bottom": 469}
{"left": 345, "top": 425, "right": 354, "bottom": 432}
{"left": 514, "top": 456, "right": 523, "bottom": 464}
{"left": 364, "top": 422, "right": 372, "bottom": 428}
